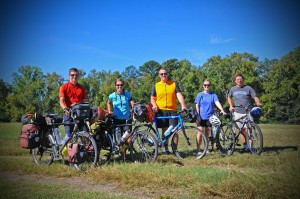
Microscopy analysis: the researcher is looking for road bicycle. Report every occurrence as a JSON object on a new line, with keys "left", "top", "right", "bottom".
{"left": 220, "top": 105, "right": 263, "bottom": 155}
{"left": 31, "top": 103, "right": 98, "bottom": 170}
{"left": 134, "top": 109, "right": 208, "bottom": 160}
{"left": 91, "top": 114, "right": 158, "bottom": 163}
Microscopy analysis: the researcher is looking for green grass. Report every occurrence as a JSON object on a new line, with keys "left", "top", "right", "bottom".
{"left": 0, "top": 123, "right": 299, "bottom": 198}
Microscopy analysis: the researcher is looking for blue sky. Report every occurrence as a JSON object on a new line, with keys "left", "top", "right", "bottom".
{"left": 1, "top": 0, "right": 299, "bottom": 83}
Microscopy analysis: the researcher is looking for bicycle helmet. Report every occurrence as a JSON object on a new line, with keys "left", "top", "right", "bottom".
{"left": 186, "top": 107, "right": 198, "bottom": 123}
{"left": 209, "top": 114, "right": 221, "bottom": 125}
{"left": 250, "top": 107, "right": 262, "bottom": 118}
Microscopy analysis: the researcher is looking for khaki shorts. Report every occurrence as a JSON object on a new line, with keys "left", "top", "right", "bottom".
{"left": 233, "top": 112, "right": 253, "bottom": 129}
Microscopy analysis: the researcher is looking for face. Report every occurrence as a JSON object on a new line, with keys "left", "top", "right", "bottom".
{"left": 235, "top": 76, "right": 244, "bottom": 87}
{"left": 69, "top": 70, "right": 79, "bottom": 84}
{"left": 159, "top": 70, "right": 168, "bottom": 82}
{"left": 115, "top": 81, "right": 124, "bottom": 93}
{"left": 203, "top": 81, "right": 211, "bottom": 92}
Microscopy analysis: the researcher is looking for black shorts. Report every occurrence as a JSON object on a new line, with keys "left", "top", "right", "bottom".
{"left": 114, "top": 118, "right": 132, "bottom": 132}
{"left": 196, "top": 119, "right": 212, "bottom": 127}
{"left": 156, "top": 110, "right": 178, "bottom": 128}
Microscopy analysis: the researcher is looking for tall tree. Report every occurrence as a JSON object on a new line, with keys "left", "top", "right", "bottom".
{"left": 0, "top": 79, "right": 11, "bottom": 121}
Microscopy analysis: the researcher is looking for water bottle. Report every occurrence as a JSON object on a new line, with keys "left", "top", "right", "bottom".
{"left": 115, "top": 127, "right": 122, "bottom": 144}
{"left": 212, "top": 126, "right": 217, "bottom": 138}
{"left": 164, "top": 125, "right": 173, "bottom": 138}
{"left": 121, "top": 131, "right": 130, "bottom": 143}
{"left": 54, "top": 128, "right": 62, "bottom": 145}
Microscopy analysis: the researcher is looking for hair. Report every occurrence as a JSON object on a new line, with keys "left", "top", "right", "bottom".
{"left": 203, "top": 79, "right": 211, "bottom": 85}
{"left": 69, "top": 67, "right": 79, "bottom": 74}
{"left": 158, "top": 68, "right": 168, "bottom": 74}
{"left": 234, "top": 73, "right": 244, "bottom": 81}
{"left": 115, "top": 78, "right": 124, "bottom": 85}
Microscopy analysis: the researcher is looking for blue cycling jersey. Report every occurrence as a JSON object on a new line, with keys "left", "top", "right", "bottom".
{"left": 108, "top": 91, "right": 132, "bottom": 120}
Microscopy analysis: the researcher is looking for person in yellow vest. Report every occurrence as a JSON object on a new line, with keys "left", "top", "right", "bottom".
{"left": 151, "top": 68, "right": 187, "bottom": 154}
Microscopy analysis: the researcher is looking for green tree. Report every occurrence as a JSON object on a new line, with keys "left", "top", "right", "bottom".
{"left": 6, "top": 65, "right": 45, "bottom": 121}
{"left": 261, "top": 47, "right": 300, "bottom": 123}
{"left": 0, "top": 79, "right": 11, "bottom": 121}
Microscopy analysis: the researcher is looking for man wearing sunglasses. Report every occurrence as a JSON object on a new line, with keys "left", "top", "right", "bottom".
{"left": 59, "top": 68, "right": 88, "bottom": 146}
{"left": 151, "top": 68, "right": 187, "bottom": 154}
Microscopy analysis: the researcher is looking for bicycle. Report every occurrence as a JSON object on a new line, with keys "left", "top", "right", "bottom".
{"left": 206, "top": 112, "right": 236, "bottom": 156}
{"left": 92, "top": 114, "right": 158, "bottom": 163}
{"left": 134, "top": 108, "right": 208, "bottom": 160}
{"left": 31, "top": 103, "right": 98, "bottom": 171}
{"left": 220, "top": 105, "right": 263, "bottom": 155}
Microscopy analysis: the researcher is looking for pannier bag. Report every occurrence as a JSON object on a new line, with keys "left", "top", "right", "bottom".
{"left": 133, "top": 103, "right": 147, "bottom": 122}
{"left": 67, "top": 143, "right": 86, "bottom": 164}
{"left": 21, "top": 113, "right": 33, "bottom": 125}
{"left": 20, "top": 124, "right": 41, "bottom": 149}
{"left": 145, "top": 104, "right": 154, "bottom": 123}
{"left": 71, "top": 103, "right": 91, "bottom": 121}
{"left": 91, "top": 106, "right": 109, "bottom": 122}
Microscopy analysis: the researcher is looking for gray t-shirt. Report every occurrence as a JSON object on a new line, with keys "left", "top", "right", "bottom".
{"left": 228, "top": 85, "right": 256, "bottom": 114}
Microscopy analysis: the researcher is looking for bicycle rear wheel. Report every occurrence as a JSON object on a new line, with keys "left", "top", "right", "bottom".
{"left": 32, "top": 133, "right": 55, "bottom": 166}
{"left": 129, "top": 129, "right": 158, "bottom": 163}
{"left": 246, "top": 123, "right": 263, "bottom": 155}
{"left": 171, "top": 126, "right": 208, "bottom": 160}
{"left": 94, "top": 130, "right": 113, "bottom": 166}
{"left": 71, "top": 131, "right": 98, "bottom": 171}
{"left": 215, "top": 125, "right": 235, "bottom": 156}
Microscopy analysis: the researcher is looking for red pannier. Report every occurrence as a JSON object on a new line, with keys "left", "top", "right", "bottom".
{"left": 67, "top": 143, "right": 86, "bottom": 164}
{"left": 20, "top": 124, "right": 41, "bottom": 149}
{"left": 91, "top": 106, "right": 109, "bottom": 122}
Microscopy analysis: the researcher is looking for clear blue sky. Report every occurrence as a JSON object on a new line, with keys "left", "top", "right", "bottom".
{"left": 1, "top": 0, "right": 299, "bottom": 83}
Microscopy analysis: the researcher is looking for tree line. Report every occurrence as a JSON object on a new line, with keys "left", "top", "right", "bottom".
{"left": 1, "top": 46, "right": 299, "bottom": 124}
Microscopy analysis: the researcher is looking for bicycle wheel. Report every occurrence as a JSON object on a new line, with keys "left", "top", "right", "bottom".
{"left": 171, "top": 126, "right": 208, "bottom": 160}
{"left": 32, "top": 133, "right": 55, "bottom": 166}
{"left": 94, "top": 131, "right": 113, "bottom": 165}
{"left": 71, "top": 131, "right": 98, "bottom": 171}
{"left": 246, "top": 123, "right": 263, "bottom": 155}
{"left": 129, "top": 129, "right": 158, "bottom": 163}
{"left": 215, "top": 125, "right": 235, "bottom": 156}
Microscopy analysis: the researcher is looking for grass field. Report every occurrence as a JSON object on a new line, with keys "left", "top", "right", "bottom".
{"left": 0, "top": 122, "right": 299, "bottom": 199}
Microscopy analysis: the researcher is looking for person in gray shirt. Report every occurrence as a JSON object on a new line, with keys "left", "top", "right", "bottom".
{"left": 227, "top": 74, "right": 261, "bottom": 152}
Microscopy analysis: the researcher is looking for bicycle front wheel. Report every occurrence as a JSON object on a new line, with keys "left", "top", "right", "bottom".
{"left": 171, "top": 126, "right": 208, "bottom": 160}
{"left": 215, "top": 125, "right": 235, "bottom": 156}
{"left": 94, "top": 130, "right": 113, "bottom": 166}
{"left": 129, "top": 129, "right": 158, "bottom": 163}
{"left": 71, "top": 131, "right": 98, "bottom": 171}
{"left": 32, "top": 133, "right": 55, "bottom": 166}
{"left": 246, "top": 123, "right": 263, "bottom": 155}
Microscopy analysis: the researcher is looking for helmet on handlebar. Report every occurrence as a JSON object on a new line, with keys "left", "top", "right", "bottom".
{"left": 250, "top": 107, "right": 262, "bottom": 118}
{"left": 186, "top": 107, "right": 198, "bottom": 123}
{"left": 209, "top": 114, "right": 221, "bottom": 125}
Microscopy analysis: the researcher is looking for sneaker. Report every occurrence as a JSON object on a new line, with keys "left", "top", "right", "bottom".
{"left": 174, "top": 151, "right": 183, "bottom": 159}
{"left": 197, "top": 150, "right": 203, "bottom": 155}
{"left": 141, "top": 138, "right": 154, "bottom": 146}
{"left": 206, "top": 149, "right": 211, "bottom": 154}
{"left": 165, "top": 150, "right": 171, "bottom": 155}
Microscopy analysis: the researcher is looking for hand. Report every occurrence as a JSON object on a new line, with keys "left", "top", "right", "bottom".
{"left": 256, "top": 102, "right": 262, "bottom": 107}
{"left": 220, "top": 110, "right": 226, "bottom": 115}
{"left": 229, "top": 106, "right": 235, "bottom": 112}
{"left": 63, "top": 108, "right": 70, "bottom": 115}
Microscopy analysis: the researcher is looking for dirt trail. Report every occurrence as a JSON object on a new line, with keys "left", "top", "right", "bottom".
{"left": 0, "top": 171, "right": 157, "bottom": 199}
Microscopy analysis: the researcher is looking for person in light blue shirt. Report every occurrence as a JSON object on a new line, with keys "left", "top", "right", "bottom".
{"left": 107, "top": 78, "right": 135, "bottom": 159}
{"left": 194, "top": 80, "right": 225, "bottom": 154}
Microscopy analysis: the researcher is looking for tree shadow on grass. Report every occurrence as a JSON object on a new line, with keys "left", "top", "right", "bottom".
{"left": 263, "top": 146, "right": 298, "bottom": 154}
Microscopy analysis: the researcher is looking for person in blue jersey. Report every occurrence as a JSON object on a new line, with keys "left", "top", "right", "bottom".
{"left": 107, "top": 78, "right": 135, "bottom": 159}
{"left": 194, "top": 80, "right": 226, "bottom": 154}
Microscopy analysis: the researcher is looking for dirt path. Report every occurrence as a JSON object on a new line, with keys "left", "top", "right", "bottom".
{"left": 0, "top": 171, "right": 157, "bottom": 199}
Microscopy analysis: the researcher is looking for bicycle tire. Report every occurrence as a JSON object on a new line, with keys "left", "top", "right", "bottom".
{"left": 171, "top": 126, "right": 208, "bottom": 160}
{"left": 215, "top": 125, "right": 235, "bottom": 156}
{"left": 71, "top": 131, "right": 98, "bottom": 171}
{"left": 246, "top": 123, "right": 263, "bottom": 155}
{"left": 93, "top": 130, "right": 113, "bottom": 166}
{"left": 32, "top": 132, "right": 55, "bottom": 166}
{"left": 129, "top": 129, "right": 158, "bottom": 163}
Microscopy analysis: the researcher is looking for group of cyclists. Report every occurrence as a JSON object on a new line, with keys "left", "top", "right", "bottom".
{"left": 60, "top": 67, "right": 262, "bottom": 157}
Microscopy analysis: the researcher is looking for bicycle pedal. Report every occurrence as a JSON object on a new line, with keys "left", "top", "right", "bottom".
{"left": 236, "top": 143, "right": 241, "bottom": 146}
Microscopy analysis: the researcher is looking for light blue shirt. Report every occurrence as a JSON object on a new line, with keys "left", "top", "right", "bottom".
{"left": 108, "top": 91, "right": 132, "bottom": 120}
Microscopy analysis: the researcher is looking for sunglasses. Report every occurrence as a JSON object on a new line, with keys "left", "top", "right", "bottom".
{"left": 70, "top": 74, "right": 79, "bottom": 77}
{"left": 116, "top": 84, "right": 124, "bottom": 87}
{"left": 203, "top": 84, "right": 211, "bottom": 87}
{"left": 159, "top": 73, "right": 168, "bottom": 76}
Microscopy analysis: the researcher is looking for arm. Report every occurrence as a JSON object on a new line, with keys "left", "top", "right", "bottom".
{"left": 253, "top": 96, "right": 262, "bottom": 107}
{"left": 107, "top": 100, "right": 113, "bottom": 114}
{"left": 176, "top": 92, "right": 187, "bottom": 111}
{"left": 151, "top": 96, "right": 158, "bottom": 111}
{"left": 215, "top": 101, "right": 226, "bottom": 114}
{"left": 227, "top": 96, "right": 234, "bottom": 112}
